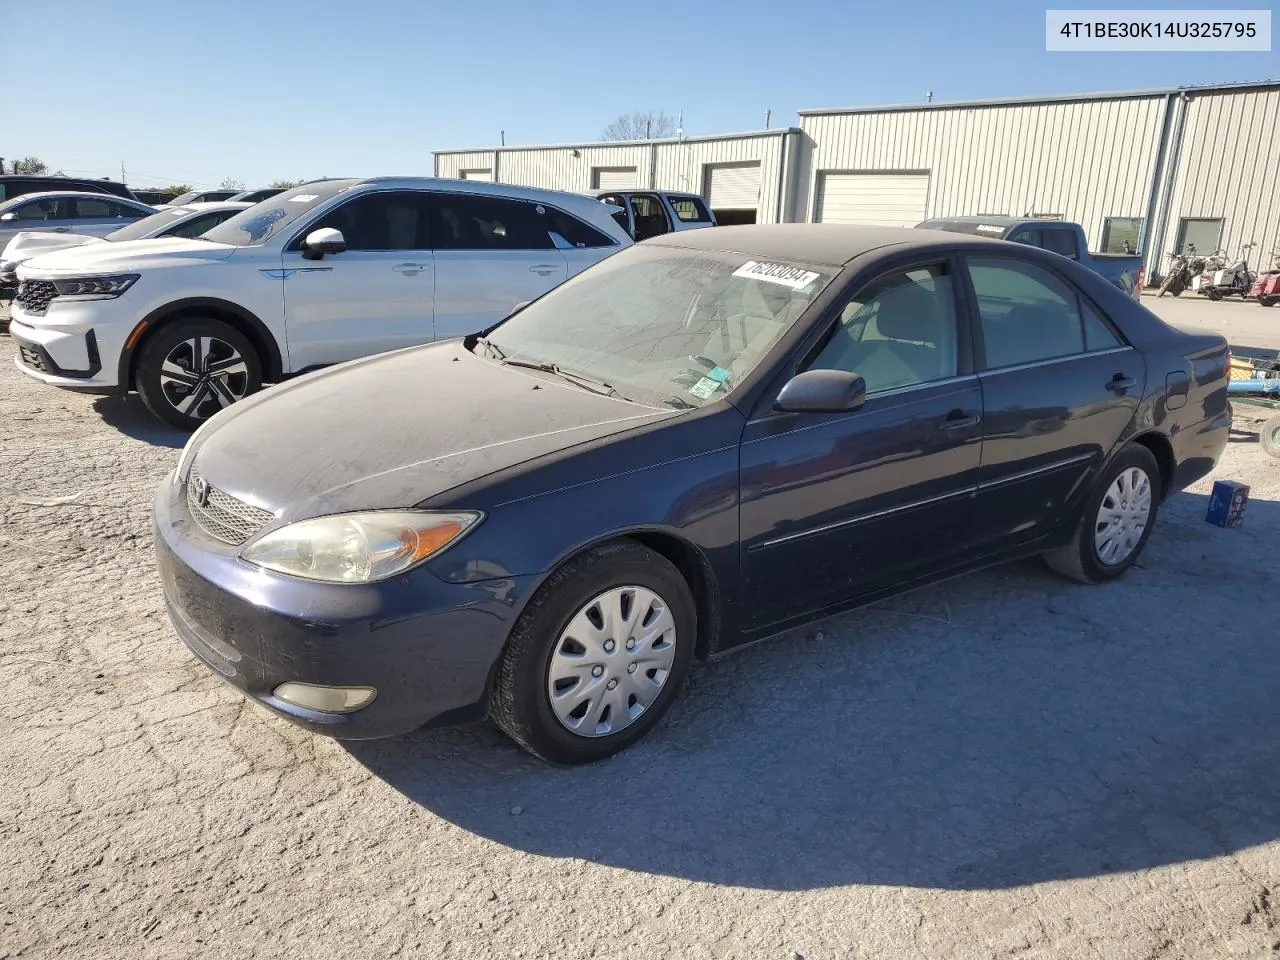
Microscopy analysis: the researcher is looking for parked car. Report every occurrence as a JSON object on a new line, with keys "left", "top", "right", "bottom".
{"left": 11, "top": 177, "right": 632, "bottom": 428}
{"left": 154, "top": 223, "right": 1230, "bottom": 764}
{"left": 594, "top": 190, "right": 717, "bottom": 241}
{"left": 917, "top": 217, "right": 1145, "bottom": 301}
{"left": 0, "top": 191, "right": 156, "bottom": 255}
{"left": 0, "top": 175, "right": 140, "bottom": 203}
{"left": 158, "top": 189, "right": 242, "bottom": 207}
{"left": 131, "top": 188, "right": 178, "bottom": 206}
{"left": 228, "top": 188, "right": 287, "bottom": 203}
{"left": 0, "top": 202, "right": 251, "bottom": 295}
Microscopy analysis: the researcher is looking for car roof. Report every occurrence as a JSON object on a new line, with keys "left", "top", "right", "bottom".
{"left": 0, "top": 190, "right": 145, "bottom": 209}
{"left": 589, "top": 189, "right": 705, "bottom": 199}
{"left": 643, "top": 223, "right": 1013, "bottom": 266}
{"left": 175, "top": 201, "right": 254, "bottom": 212}
{"left": 353, "top": 176, "right": 611, "bottom": 210}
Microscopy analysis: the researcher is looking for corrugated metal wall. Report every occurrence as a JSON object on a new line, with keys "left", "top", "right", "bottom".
{"left": 1160, "top": 87, "right": 1280, "bottom": 266}
{"left": 796, "top": 96, "right": 1169, "bottom": 248}
{"left": 435, "top": 132, "right": 792, "bottom": 222}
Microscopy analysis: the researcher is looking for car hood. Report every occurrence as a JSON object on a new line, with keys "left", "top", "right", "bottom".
{"left": 18, "top": 236, "right": 237, "bottom": 275}
{"left": 190, "top": 342, "right": 673, "bottom": 523}
{"left": 3, "top": 231, "right": 103, "bottom": 262}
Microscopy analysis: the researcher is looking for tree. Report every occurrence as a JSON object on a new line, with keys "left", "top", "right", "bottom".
{"left": 159, "top": 184, "right": 192, "bottom": 200}
{"left": 268, "top": 178, "right": 305, "bottom": 189}
{"left": 602, "top": 111, "right": 674, "bottom": 141}
{"left": 13, "top": 156, "right": 49, "bottom": 175}
{"left": 218, "top": 177, "right": 244, "bottom": 191}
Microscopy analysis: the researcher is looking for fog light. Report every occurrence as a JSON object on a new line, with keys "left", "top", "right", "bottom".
{"left": 272, "top": 682, "right": 376, "bottom": 714}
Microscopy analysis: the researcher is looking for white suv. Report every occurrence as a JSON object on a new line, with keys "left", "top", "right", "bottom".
{"left": 11, "top": 178, "right": 632, "bottom": 429}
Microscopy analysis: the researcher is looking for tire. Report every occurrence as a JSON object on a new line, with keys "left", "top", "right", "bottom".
{"left": 1043, "top": 444, "right": 1162, "bottom": 585}
{"left": 1207, "top": 289, "right": 1223, "bottom": 301}
{"left": 1157, "top": 274, "right": 1180, "bottom": 298}
{"left": 492, "top": 540, "right": 697, "bottom": 765}
{"left": 1260, "top": 297, "right": 1278, "bottom": 307}
{"left": 1171, "top": 289, "right": 1182, "bottom": 297}
{"left": 135, "top": 317, "right": 263, "bottom": 431}
{"left": 1261, "top": 415, "right": 1280, "bottom": 460}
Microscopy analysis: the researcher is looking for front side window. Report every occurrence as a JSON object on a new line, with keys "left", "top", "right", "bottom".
{"left": 201, "top": 180, "right": 359, "bottom": 247}
{"left": 481, "top": 246, "right": 833, "bottom": 408}
{"left": 14, "top": 198, "right": 69, "bottom": 221}
{"left": 1008, "top": 228, "right": 1041, "bottom": 247}
{"left": 808, "top": 263, "right": 959, "bottom": 394}
{"left": 967, "top": 257, "right": 1122, "bottom": 370}
{"left": 299, "top": 191, "right": 427, "bottom": 251}
{"left": 629, "top": 194, "right": 670, "bottom": 241}
{"left": 431, "top": 195, "right": 553, "bottom": 251}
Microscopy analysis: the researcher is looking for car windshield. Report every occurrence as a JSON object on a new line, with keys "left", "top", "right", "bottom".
{"left": 105, "top": 208, "right": 188, "bottom": 242}
{"left": 479, "top": 244, "right": 833, "bottom": 408}
{"left": 199, "top": 180, "right": 356, "bottom": 247}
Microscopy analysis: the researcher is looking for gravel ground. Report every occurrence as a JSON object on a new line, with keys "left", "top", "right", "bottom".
{"left": 1, "top": 305, "right": 1279, "bottom": 960}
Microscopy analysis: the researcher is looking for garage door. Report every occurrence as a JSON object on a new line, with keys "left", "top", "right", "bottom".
{"left": 705, "top": 162, "right": 761, "bottom": 210}
{"left": 815, "top": 172, "right": 930, "bottom": 226}
{"left": 459, "top": 169, "right": 494, "bottom": 181}
{"left": 592, "top": 167, "right": 638, "bottom": 190}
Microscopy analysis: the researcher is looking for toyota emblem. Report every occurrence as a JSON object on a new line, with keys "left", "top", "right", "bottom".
{"left": 191, "top": 475, "right": 210, "bottom": 506}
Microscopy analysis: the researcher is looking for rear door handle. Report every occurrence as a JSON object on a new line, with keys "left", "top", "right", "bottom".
{"left": 529, "top": 264, "right": 559, "bottom": 276}
{"left": 1107, "top": 373, "right": 1136, "bottom": 391}
{"left": 393, "top": 262, "right": 429, "bottom": 275}
{"left": 939, "top": 410, "right": 982, "bottom": 431}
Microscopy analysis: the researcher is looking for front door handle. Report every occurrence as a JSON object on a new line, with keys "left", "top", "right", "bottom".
{"left": 52, "top": 227, "right": 70, "bottom": 233}
{"left": 393, "top": 262, "right": 429, "bottom": 275}
{"left": 529, "top": 264, "right": 559, "bottom": 276}
{"left": 1107, "top": 373, "right": 1136, "bottom": 391}
{"left": 939, "top": 409, "right": 982, "bottom": 431}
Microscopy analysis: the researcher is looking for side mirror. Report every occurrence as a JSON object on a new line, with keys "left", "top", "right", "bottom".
{"left": 0, "top": 213, "right": 16, "bottom": 222}
{"left": 775, "top": 369, "right": 867, "bottom": 413}
{"left": 302, "top": 227, "right": 346, "bottom": 260}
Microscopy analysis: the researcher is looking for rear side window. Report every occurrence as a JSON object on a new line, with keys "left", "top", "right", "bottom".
{"left": 1041, "top": 228, "right": 1080, "bottom": 260}
{"left": 966, "top": 257, "right": 1121, "bottom": 369}
{"left": 430, "top": 195, "right": 554, "bottom": 251}
{"left": 546, "top": 209, "right": 615, "bottom": 248}
{"left": 73, "top": 197, "right": 115, "bottom": 218}
{"left": 669, "top": 196, "right": 712, "bottom": 223}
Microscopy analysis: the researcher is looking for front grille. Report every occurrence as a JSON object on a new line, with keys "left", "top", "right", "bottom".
{"left": 17, "top": 343, "right": 48, "bottom": 373}
{"left": 186, "top": 470, "right": 276, "bottom": 546}
{"left": 15, "top": 280, "right": 57, "bottom": 317}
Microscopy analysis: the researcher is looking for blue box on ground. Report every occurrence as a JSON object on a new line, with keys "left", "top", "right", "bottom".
{"left": 1206, "top": 480, "right": 1250, "bottom": 528}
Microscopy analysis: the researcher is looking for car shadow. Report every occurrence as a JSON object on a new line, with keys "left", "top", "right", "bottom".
{"left": 347, "top": 491, "right": 1280, "bottom": 892}
{"left": 92, "top": 395, "right": 187, "bottom": 448}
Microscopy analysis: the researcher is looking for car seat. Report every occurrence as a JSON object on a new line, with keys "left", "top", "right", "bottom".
{"left": 819, "top": 281, "right": 955, "bottom": 392}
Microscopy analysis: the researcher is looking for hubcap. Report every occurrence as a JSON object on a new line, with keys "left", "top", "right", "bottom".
{"left": 158, "top": 336, "right": 249, "bottom": 420}
{"left": 1094, "top": 466, "right": 1153, "bottom": 566}
{"left": 546, "top": 585, "right": 677, "bottom": 738}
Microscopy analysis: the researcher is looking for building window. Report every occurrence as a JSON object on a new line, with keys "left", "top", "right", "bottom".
{"left": 1175, "top": 217, "right": 1223, "bottom": 255}
{"left": 1101, "top": 217, "right": 1143, "bottom": 254}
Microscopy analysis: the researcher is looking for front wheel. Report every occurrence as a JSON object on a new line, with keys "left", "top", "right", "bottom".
{"left": 1260, "top": 297, "right": 1278, "bottom": 307}
{"left": 135, "top": 318, "right": 263, "bottom": 431}
{"left": 1207, "top": 289, "right": 1223, "bottom": 301}
{"left": 492, "top": 541, "right": 696, "bottom": 764}
{"left": 1043, "top": 444, "right": 1162, "bottom": 584}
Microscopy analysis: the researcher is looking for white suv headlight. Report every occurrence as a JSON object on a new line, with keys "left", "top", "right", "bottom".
{"left": 240, "top": 511, "right": 482, "bottom": 583}
{"left": 53, "top": 274, "right": 139, "bottom": 299}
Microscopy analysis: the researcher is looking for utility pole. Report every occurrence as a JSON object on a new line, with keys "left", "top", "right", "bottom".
{"left": 645, "top": 119, "right": 652, "bottom": 139}
{"left": 121, "top": 161, "right": 126, "bottom": 184}
{"left": 765, "top": 108, "right": 772, "bottom": 129}
{"left": 500, "top": 130, "right": 505, "bottom": 146}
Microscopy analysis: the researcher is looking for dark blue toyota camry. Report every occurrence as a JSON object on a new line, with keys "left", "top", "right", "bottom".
{"left": 154, "top": 224, "right": 1231, "bottom": 764}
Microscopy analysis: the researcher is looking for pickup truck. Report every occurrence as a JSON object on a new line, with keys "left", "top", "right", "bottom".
{"left": 917, "top": 216, "right": 1144, "bottom": 301}
{"left": 594, "top": 190, "right": 717, "bottom": 242}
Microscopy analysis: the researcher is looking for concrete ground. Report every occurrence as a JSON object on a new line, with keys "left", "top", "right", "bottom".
{"left": 1141, "top": 289, "right": 1280, "bottom": 353}
{"left": 1, "top": 299, "right": 1278, "bottom": 960}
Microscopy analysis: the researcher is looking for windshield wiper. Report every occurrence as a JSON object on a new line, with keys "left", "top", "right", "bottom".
{"left": 660, "top": 395, "right": 697, "bottom": 410}
{"left": 501, "top": 358, "right": 620, "bottom": 398}
{"left": 475, "top": 336, "right": 506, "bottom": 361}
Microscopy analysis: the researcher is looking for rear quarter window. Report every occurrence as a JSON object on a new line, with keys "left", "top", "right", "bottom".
{"left": 669, "top": 196, "right": 712, "bottom": 223}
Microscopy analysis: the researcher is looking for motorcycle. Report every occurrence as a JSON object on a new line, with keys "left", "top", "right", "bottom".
{"left": 1189, "top": 249, "right": 1228, "bottom": 297}
{"left": 1198, "top": 243, "right": 1257, "bottom": 301}
{"left": 1247, "top": 248, "right": 1280, "bottom": 307}
{"left": 1157, "top": 243, "right": 1207, "bottom": 297}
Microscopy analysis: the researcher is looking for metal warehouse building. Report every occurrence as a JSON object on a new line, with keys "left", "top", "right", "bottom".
{"left": 435, "top": 79, "right": 1280, "bottom": 280}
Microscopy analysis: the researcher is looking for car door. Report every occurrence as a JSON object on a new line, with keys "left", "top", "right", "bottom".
{"left": 628, "top": 193, "right": 672, "bottom": 242}
{"left": 427, "top": 192, "right": 567, "bottom": 340}
{"left": 597, "top": 193, "right": 634, "bottom": 238}
{"left": 738, "top": 256, "right": 984, "bottom": 631}
{"left": 281, "top": 190, "right": 435, "bottom": 369}
{"left": 961, "top": 254, "right": 1144, "bottom": 550}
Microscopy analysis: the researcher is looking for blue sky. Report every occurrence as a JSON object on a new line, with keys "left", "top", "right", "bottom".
{"left": 8, "top": 0, "right": 1276, "bottom": 189}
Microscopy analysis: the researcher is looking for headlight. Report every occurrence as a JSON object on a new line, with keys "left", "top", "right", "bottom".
{"left": 240, "top": 511, "right": 482, "bottom": 583}
{"left": 52, "top": 274, "right": 139, "bottom": 299}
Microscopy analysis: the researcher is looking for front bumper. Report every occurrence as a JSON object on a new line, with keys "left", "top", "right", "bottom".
{"left": 153, "top": 478, "right": 536, "bottom": 739}
{"left": 9, "top": 297, "right": 131, "bottom": 390}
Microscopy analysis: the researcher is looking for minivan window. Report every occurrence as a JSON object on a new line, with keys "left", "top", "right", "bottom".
{"left": 200, "top": 180, "right": 359, "bottom": 246}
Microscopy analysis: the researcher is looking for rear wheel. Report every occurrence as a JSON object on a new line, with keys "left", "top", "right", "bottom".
{"left": 1260, "top": 297, "right": 1278, "bottom": 307}
{"left": 1044, "top": 444, "right": 1161, "bottom": 584}
{"left": 135, "top": 318, "right": 262, "bottom": 431}
{"left": 492, "top": 541, "right": 696, "bottom": 765}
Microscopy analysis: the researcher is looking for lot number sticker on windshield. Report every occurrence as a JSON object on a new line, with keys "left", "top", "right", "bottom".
{"left": 689, "top": 377, "right": 721, "bottom": 400}
{"left": 732, "top": 260, "right": 820, "bottom": 290}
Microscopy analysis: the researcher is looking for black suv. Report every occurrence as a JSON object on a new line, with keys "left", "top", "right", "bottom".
{"left": 0, "top": 176, "right": 140, "bottom": 203}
